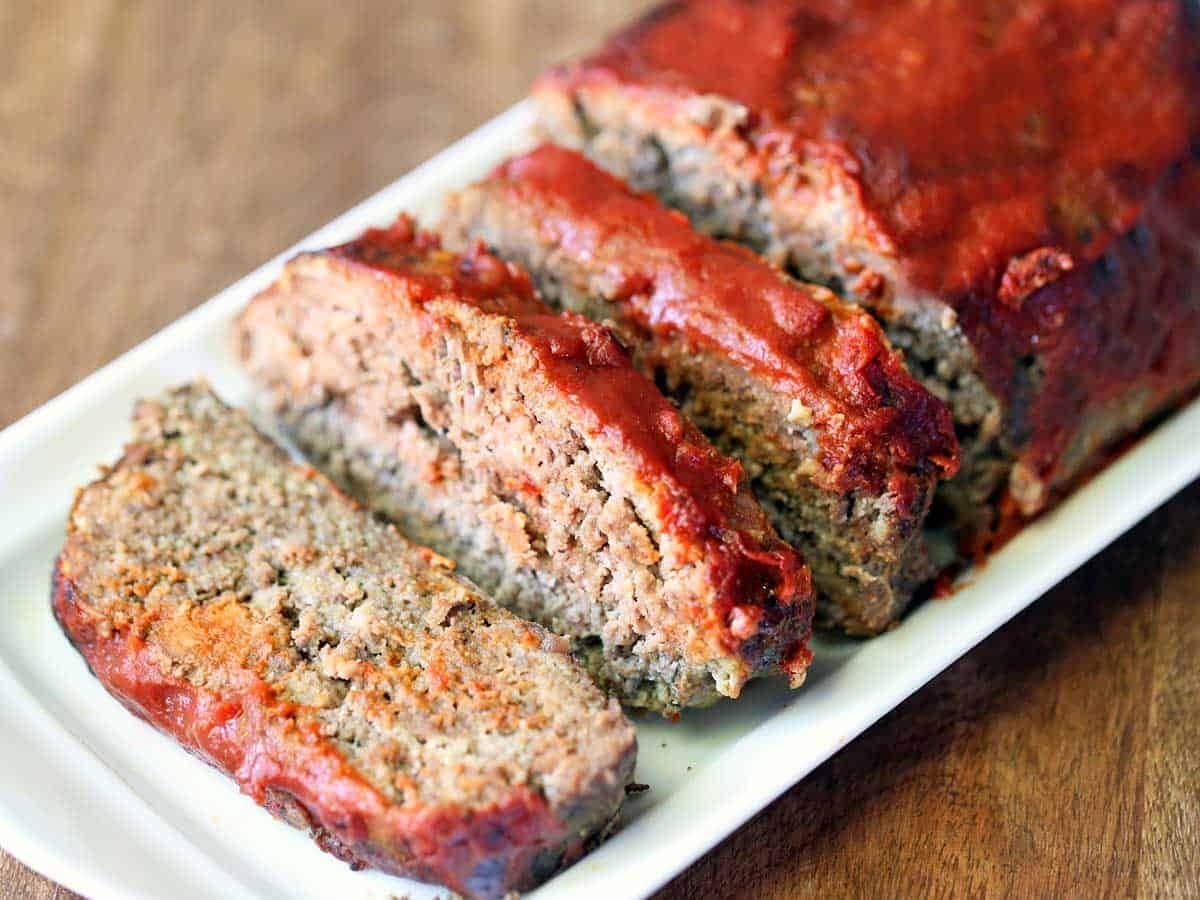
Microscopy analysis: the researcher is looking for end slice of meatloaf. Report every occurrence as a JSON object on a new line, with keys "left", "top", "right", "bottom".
{"left": 233, "top": 216, "right": 813, "bottom": 711}
{"left": 534, "top": 0, "right": 1200, "bottom": 546}
{"left": 51, "top": 382, "right": 637, "bottom": 900}
{"left": 440, "top": 144, "right": 959, "bottom": 635}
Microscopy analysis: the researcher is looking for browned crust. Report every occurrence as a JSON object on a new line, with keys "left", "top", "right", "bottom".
{"left": 444, "top": 144, "right": 959, "bottom": 496}
{"left": 51, "top": 410, "right": 637, "bottom": 899}
{"left": 258, "top": 217, "right": 815, "bottom": 686}
{"left": 51, "top": 556, "right": 599, "bottom": 898}
{"left": 532, "top": 0, "right": 1200, "bottom": 538}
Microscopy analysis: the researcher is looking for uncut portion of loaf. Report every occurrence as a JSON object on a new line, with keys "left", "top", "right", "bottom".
{"left": 234, "top": 217, "right": 813, "bottom": 712}
{"left": 535, "top": 0, "right": 1200, "bottom": 546}
{"left": 51, "top": 383, "right": 637, "bottom": 900}
{"left": 442, "top": 144, "right": 960, "bottom": 634}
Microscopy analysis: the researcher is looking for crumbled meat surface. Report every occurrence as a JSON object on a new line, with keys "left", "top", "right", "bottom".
{"left": 441, "top": 144, "right": 960, "bottom": 632}
{"left": 535, "top": 0, "right": 1200, "bottom": 544}
{"left": 234, "top": 218, "right": 814, "bottom": 709}
{"left": 52, "top": 383, "right": 637, "bottom": 899}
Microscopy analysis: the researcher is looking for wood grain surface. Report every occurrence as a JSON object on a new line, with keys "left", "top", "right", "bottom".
{"left": 2, "top": 3, "right": 1196, "bottom": 898}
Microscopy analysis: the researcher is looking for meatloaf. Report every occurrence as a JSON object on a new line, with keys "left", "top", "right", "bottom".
{"left": 233, "top": 216, "right": 813, "bottom": 711}
{"left": 534, "top": 0, "right": 1200, "bottom": 545}
{"left": 440, "top": 144, "right": 959, "bottom": 634}
{"left": 51, "top": 383, "right": 637, "bottom": 899}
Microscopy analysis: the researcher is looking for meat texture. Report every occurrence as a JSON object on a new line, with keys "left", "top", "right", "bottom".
{"left": 441, "top": 144, "right": 959, "bottom": 633}
{"left": 534, "top": 0, "right": 1200, "bottom": 544}
{"left": 234, "top": 218, "right": 814, "bottom": 710}
{"left": 52, "top": 383, "right": 638, "bottom": 899}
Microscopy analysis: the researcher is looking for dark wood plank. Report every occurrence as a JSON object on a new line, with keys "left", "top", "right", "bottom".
{"left": 1140, "top": 491, "right": 1200, "bottom": 896}
{"left": 657, "top": 482, "right": 1200, "bottom": 899}
{"left": 1, "top": 3, "right": 1196, "bottom": 899}
{"left": 0, "top": 853, "right": 76, "bottom": 900}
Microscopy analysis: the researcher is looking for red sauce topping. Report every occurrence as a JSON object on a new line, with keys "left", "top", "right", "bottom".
{"left": 543, "top": 0, "right": 1200, "bottom": 497}
{"left": 330, "top": 217, "right": 813, "bottom": 661}
{"left": 554, "top": 0, "right": 1196, "bottom": 297}
{"left": 50, "top": 567, "right": 566, "bottom": 897}
{"left": 485, "top": 144, "right": 960, "bottom": 493}
{"left": 991, "top": 163, "right": 1200, "bottom": 498}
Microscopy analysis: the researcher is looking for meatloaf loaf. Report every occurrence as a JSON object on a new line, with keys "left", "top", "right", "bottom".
{"left": 51, "top": 383, "right": 637, "bottom": 899}
{"left": 440, "top": 144, "right": 959, "bottom": 634}
{"left": 234, "top": 216, "right": 813, "bottom": 711}
{"left": 534, "top": 0, "right": 1200, "bottom": 544}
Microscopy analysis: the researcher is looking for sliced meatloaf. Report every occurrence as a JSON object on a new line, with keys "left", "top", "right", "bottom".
{"left": 233, "top": 217, "right": 813, "bottom": 711}
{"left": 51, "top": 383, "right": 637, "bottom": 899}
{"left": 534, "top": 0, "right": 1200, "bottom": 546}
{"left": 440, "top": 144, "right": 959, "bottom": 634}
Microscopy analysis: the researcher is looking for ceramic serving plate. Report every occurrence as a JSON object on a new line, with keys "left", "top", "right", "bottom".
{"left": 2, "top": 102, "right": 1198, "bottom": 900}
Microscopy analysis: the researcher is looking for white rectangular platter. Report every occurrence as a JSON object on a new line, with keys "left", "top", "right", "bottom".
{"left": 2, "top": 102, "right": 1198, "bottom": 900}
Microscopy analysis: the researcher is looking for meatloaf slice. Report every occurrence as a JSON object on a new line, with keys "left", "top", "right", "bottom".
{"left": 233, "top": 217, "right": 813, "bottom": 711}
{"left": 440, "top": 144, "right": 959, "bottom": 634}
{"left": 534, "top": 0, "right": 1200, "bottom": 546}
{"left": 51, "top": 383, "right": 637, "bottom": 900}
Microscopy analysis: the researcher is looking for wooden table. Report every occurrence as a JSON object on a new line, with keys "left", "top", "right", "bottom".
{"left": 2, "top": 3, "right": 1196, "bottom": 897}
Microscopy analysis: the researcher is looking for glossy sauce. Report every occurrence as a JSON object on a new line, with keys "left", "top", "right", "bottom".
{"left": 545, "top": 0, "right": 1200, "bottom": 494}
{"left": 562, "top": 0, "right": 1195, "bottom": 296}
{"left": 487, "top": 144, "right": 960, "bottom": 494}
{"left": 332, "top": 218, "right": 813, "bottom": 668}
{"left": 51, "top": 567, "right": 566, "bottom": 896}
